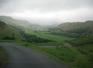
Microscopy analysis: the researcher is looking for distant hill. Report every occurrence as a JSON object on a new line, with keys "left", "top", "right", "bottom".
{"left": 0, "top": 16, "right": 31, "bottom": 27}
{"left": 57, "top": 21, "right": 93, "bottom": 31}
{"left": 0, "top": 21, "right": 6, "bottom": 26}
{"left": 0, "top": 21, "right": 6, "bottom": 28}
{"left": 0, "top": 16, "right": 49, "bottom": 31}
{"left": 1, "top": 15, "right": 93, "bottom": 39}
{"left": 49, "top": 21, "right": 93, "bottom": 38}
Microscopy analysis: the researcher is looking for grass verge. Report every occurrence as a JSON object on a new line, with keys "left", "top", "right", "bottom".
{"left": 0, "top": 46, "right": 8, "bottom": 68}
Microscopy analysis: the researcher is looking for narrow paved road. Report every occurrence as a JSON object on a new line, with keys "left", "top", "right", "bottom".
{"left": 0, "top": 42, "right": 69, "bottom": 68}
{"left": 41, "top": 42, "right": 71, "bottom": 48}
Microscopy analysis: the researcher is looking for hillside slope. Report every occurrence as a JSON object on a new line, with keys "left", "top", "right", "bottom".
{"left": 0, "top": 16, "right": 31, "bottom": 27}
{"left": 49, "top": 21, "right": 93, "bottom": 38}
{"left": 0, "top": 16, "right": 48, "bottom": 31}
{"left": 0, "top": 21, "right": 23, "bottom": 41}
{"left": 67, "top": 36, "right": 93, "bottom": 67}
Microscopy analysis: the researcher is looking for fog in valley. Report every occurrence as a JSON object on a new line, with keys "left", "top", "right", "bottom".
{"left": 0, "top": 0, "right": 93, "bottom": 25}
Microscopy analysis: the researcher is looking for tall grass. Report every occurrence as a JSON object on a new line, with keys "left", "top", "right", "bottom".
{"left": 77, "top": 44, "right": 93, "bottom": 67}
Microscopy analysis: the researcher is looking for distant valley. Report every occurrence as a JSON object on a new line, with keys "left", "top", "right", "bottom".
{"left": 0, "top": 16, "right": 93, "bottom": 68}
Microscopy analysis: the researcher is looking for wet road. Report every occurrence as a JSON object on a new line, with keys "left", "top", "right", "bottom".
{"left": 0, "top": 42, "right": 69, "bottom": 68}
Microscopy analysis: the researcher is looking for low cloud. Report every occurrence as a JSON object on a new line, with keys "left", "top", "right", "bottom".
{"left": 0, "top": 0, "right": 93, "bottom": 25}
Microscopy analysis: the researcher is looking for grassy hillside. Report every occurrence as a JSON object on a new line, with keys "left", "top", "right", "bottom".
{"left": 74, "top": 37, "right": 93, "bottom": 68}
{"left": 49, "top": 21, "right": 93, "bottom": 38}
{"left": 0, "top": 21, "right": 23, "bottom": 41}
{"left": 0, "top": 16, "right": 31, "bottom": 28}
{"left": 57, "top": 21, "right": 93, "bottom": 32}
{"left": 66, "top": 36, "right": 93, "bottom": 46}
{"left": 0, "top": 16, "right": 50, "bottom": 31}
{"left": 66, "top": 36, "right": 93, "bottom": 67}
{"left": 72, "top": 36, "right": 93, "bottom": 43}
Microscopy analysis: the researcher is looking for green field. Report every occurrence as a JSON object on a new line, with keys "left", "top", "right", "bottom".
{"left": 72, "top": 36, "right": 93, "bottom": 43}
{"left": 77, "top": 44, "right": 93, "bottom": 62}
{"left": 25, "top": 30, "right": 72, "bottom": 42}
{"left": 78, "top": 44, "right": 93, "bottom": 53}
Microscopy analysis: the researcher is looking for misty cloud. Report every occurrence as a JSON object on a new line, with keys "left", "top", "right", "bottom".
{"left": 0, "top": 0, "right": 93, "bottom": 25}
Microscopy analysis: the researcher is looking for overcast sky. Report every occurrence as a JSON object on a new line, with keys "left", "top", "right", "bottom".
{"left": 0, "top": 0, "right": 93, "bottom": 25}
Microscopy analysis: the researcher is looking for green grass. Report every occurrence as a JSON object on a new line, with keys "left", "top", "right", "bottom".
{"left": 18, "top": 42, "right": 92, "bottom": 68}
{"left": 0, "top": 25, "right": 23, "bottom": 41}
{"left": 0, "top": 46, "right": 8, "bottom": 67}
{"left": 76, "top": 44, "right": 93, "bottom": 67}
{"left": 19, "top": 41, "right": 63, "bottom": 46}
{"left": 25, "top": 30, "right": 72, "bottom": 42}
{"left": 77, "top": 44, "right": 93, "bottom": 53}
{"left": 0, "top": 34, "right": 7, "bottom": 39}
{"left": 72, "top": 36, "right": 93, "bottom": 43}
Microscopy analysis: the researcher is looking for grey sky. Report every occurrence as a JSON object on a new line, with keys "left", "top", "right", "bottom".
{"left": 0, "top": 0, "right": 93, "bottom": 25}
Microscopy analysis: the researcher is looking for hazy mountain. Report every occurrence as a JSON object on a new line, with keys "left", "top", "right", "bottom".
{"left": 57, "top": 21, "right": 93, "bottom": 33}
{"left": 49, "top": 21, "right": 93, "bottom": 38}
{"left": 0, "top": 16, "right": 52, "bottom": 31}
{"left": 0, "top": 16, "right": 31, "bottom": 27}
{"left": 0, "top": 21, "right": 6, "bottom": 27}
{"left": 0, "top": 15, "right": 93, "bottom": 38}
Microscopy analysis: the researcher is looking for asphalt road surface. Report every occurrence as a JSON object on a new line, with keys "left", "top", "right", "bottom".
{"left": 0, "top": 42, "right": 69, "bottom": 68}
{"left": 41, "top": 42, "right": 71, "bottom": 48}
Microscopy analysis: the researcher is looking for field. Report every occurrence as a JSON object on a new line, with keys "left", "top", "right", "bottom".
{"left": 25, "top": 30, "right": 72, "bottom": 42}
{"left": 72, "top": 36, "right": 93, "bottom": 43}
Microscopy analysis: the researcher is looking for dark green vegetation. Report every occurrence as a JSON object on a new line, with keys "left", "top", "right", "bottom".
{"left": 0, "top": 46, "right": 8, "bottom": 68}
{"left": 0, "top": 16, "right": 93, "bottom": 68}
{"left": 49, "top": 21, "right": 93, "bottom": 38}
